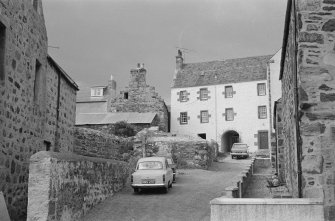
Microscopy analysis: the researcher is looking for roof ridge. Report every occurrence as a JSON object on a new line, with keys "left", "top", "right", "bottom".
{"left": 184, "top": 54, "right": 273, "bottom": 65}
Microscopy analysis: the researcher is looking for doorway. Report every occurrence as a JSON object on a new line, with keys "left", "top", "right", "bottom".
{"left": 221, "top": 130, "right": 239, "bottom": 153}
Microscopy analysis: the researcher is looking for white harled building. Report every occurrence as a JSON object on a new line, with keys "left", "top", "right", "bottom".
{"left": 170, "top": 50, "right": 273, "bottom": 153}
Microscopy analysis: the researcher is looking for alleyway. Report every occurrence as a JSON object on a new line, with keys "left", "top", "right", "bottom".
{"left": 82, "top": 158, "right": 251, "bottom": 221}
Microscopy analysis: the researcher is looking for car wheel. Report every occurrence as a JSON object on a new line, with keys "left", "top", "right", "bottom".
{"left": 163, "top": 185, "right": 169, "bottom": 193}
{"left": 231, "top": 155, "right": 234, "bottom": 159}
{"left": 134, "top": 188, "right": 139, "bottom": 193}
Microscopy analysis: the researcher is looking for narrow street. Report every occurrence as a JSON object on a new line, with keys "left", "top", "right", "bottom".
{"left": 82, "top": 158, "right": 251, "bottom": 221}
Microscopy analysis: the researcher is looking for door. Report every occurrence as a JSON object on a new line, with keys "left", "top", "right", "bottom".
{"left": 258, "top": 131, "right": 269, "bottom": 149}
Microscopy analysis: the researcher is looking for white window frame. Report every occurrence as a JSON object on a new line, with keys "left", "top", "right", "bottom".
{"left": 180, "top": 112, "right": 188, "bottom": 124}
{"left": 257, "top": 83, "right": 266, "bottom": 96}
{"left": 91, "top": 88, "right": 104, "bottom": 97}
{"left": 200, "top": 110, "right": 209, "bottom": 123}
{"left": 225, "top": 108, "right": 234, "bottom": 121}
{"left": 225, "top": 86, "right": 233, "bottom": 98}
{"left": 179, "top": 90, "right": 188, "bottom": 102}
{"left": 258, "top": 106, "right": 267, "bottom": 119}
{"left": 200, "top": 88, "right": 208, "bottom": 100}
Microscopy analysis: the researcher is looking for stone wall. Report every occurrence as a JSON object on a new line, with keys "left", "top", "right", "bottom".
{"left": 46, "top": 57, "right": 77, "bottom": 152}
{"left": 275, "top": 101, "right": 285, "bottom": 182}
{"left": 134, "top": 128, "right": 218, "bottom": 169}
{"left": 0, "top": 1, "right": 48, "bottom": 220}
{"left": 73, "top": 127, "right": 133, "bottom": 161}
{"left": 0, "top": 2, "right": 77, "bottom": 219}
{"left": 281, "top": 0, "right": 300, "bottom": 198}
{"left": 27, "top": 151, "right": 130, "bottom": 221}
{"left": 110, "top": 66, "right": 169, "bottom": 132}
{"left": 281, "top": 0, "right": 335, "bottom": 220}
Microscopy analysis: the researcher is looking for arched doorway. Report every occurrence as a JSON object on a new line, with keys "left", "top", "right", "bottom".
{"left": 221, "top": 130, "right": 240, "bottom": 153}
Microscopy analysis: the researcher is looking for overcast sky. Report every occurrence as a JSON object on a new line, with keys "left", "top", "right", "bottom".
{"left": 43, "top": 0, "right": 287, "bottom": 104}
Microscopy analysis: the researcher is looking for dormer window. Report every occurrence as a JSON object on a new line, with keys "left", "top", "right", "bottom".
{"left": 91, "top": 87, "right": 104, "bottom": 97}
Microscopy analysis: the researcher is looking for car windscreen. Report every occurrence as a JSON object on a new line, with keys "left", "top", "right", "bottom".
{"left": 232, "top": 144, "right": 247, "bottom": 150}
{"left": 137, "top": 161, "right": 163, "bottom": 170}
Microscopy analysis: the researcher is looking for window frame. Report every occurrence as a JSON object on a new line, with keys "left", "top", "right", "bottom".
{"left": 200, "top": 110, "right": 209, "bottom": 123}
{"left": 179, "top": 90, "right": 188, "bottom": 102}
{"left": 180, "top": 112, "right": 188, "bottom": 125}
{"left": 225, "top": 108, "right": 234, "bottom": 121}
{"left": 199, "top": 88, "right": 209, "bottom": 101}
{"left": 257, "top": 83, "right": 266, "bottom": 96}
{"left": 258, "top": 105, "right": 267, "bottom": 119}
{"left": 225, "top": 86, "right": 233, "bottom": 98}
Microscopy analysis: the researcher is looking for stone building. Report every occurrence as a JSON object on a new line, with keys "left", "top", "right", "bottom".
{"left": 171, "top": 51, "right": 272, "bottom": 153}
{"left": 0, "top": 1, "right": 78, "bottom": 219}
{"left": 109, "top": 64, "right": 169, "bottom": 132}
{"left": 278, "top": 0, "right": 335, "bottom": 220}
{"left": 76, "top": 74, "right": 117, "bottom": 114}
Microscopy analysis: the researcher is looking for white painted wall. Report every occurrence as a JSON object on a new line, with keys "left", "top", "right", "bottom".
{"left": 269, "top": 49, "right": 282, "bottom": 132}
{"left": 171, "top": 80, "right": 271, "bottom": 153}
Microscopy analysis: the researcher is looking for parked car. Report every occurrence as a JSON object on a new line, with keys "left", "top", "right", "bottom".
{"left": 166, "top": 157, "right": 177, "bottom": 183}
{"left": 231, "top": 143, "right": 249, "bottom": 159}
{"left": 131, "top": 157, "right": 173, "bottom": 193}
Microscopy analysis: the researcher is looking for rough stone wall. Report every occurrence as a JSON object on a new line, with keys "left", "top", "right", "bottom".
{"left": 73, "top": 127, "right": 133, "bottom": 161}
{"left": 27, "top": 151, "right": 130, "bottom": 221}
{"left": 133, "top": 128, "right": 217, "bottom": 169}
{"left": 110, "top": 67, "right": 169, "bottom": 132}
{"left": 46, "top": 61, "right": 77, "bottom": 152}
{"left": 281, "top": 0, "right": 300, "bottom": 198}
{"left": 296, "top": 0, "right": 335, "bottom": 219}
{"left": 281, "top": 0, "right": 335, "bottom": 220}
{"left": 0, "top": 1, "right": 48, "bottom": 220}
{"left": 275, "top": 103, "right": 285, "bottom": 182}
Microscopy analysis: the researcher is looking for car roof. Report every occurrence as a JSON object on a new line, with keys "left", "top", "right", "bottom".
{"left": 137, "top": 157, "right": 166, "bottom": 163}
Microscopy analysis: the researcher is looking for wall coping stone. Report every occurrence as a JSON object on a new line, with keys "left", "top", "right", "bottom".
{"left": 31, "top": 151, "right": 125, "bottom": 164}
{"left": 210, "top": 198, "right": 324, "bottom": 205}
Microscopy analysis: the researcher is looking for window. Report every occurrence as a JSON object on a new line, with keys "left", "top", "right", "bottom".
{"left": 225, "top": 86, "right": 233, "bottom": 98}
{"left": 91, "top": 88, "right": 104, "bottom": 97}
{"left": 225, "top": 108, "right": 234, "bottom": 121}
{"left": 258, "top": 106, "right": 267, "bottom": 119}
{"left": 124, "top": 92, "right": 129, "bottom": 99}
{"left": 0, "top": 22, "right": 5, "bottom": 81}
{"left": 179, "top": 90, "right": 188, "bottom": 102}
{"left": 200, "top": 110, "right": 209, "bottom": 123}
{"left": 180, "top": 112, "right": 188, "bottom": 124}
{"left": 257, "top": 83, "right": 266, "bottom": 96}
{"left": 200, "top": 88, "right": 208, "bottom": 100}
{"left": 198, "top": 133, "right": 206, "bottom": 139}
{"left": 33, "top": 59, "right": 42, "bottom": 102}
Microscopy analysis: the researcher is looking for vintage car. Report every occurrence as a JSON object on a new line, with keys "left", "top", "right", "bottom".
{"left": 131, "top": 157, "right": 173, "bottom": 193}
{"left": 166, "top": 157, "right": 177, "bottom": 183}
{"left": 231, "top": 143, "right": 249, "bottom": 159}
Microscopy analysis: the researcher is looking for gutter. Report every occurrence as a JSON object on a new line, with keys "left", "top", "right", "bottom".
{"left": 292, "top": 0, "right": 303, "bottom": 198}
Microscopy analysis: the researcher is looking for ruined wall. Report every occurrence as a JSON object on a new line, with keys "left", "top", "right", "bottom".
{"left": 281, "top": 0, "right": 335, "bottom": 220}
{"left": 27, "top": 151, "right": 129, "bottom": 221}
{"left": 73, "top": 128, "right": 133, "bottom": 161}
{"left": 110, "top": 67, "right": 169, "bottom": 132}
{"left": 134, "top": 128, "right": 217, "bottom": 169}
{"left": 0, "top": 1, "right": 48, "bottom": 219}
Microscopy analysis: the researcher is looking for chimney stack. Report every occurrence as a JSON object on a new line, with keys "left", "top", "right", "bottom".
{"left": 176, "top": 50, "right": 183, "bottom": 72}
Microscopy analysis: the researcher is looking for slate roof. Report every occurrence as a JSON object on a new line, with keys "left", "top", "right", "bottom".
{"left": 172, "top": 55, "right": 272, "bottom": 88}
{"left": 47, "top": 55, "right": 79, "bottom": 90}
{"left": 76, "top": 112, "right": 157, "bottom": 125}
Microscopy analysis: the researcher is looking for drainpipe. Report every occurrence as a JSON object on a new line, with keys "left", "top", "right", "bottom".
{"left": 293, "top": 0, "right": 303, "bottom": 198}
{"left": 214, "top": 75, "right": 218, "bottom": 151}
{"left": 55, "top": 70, "right": 61, "bottom": 152}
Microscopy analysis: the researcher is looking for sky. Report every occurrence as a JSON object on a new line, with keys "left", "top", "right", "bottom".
{"left": 43, "top": 0, "right": 287, "bottom": 104}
